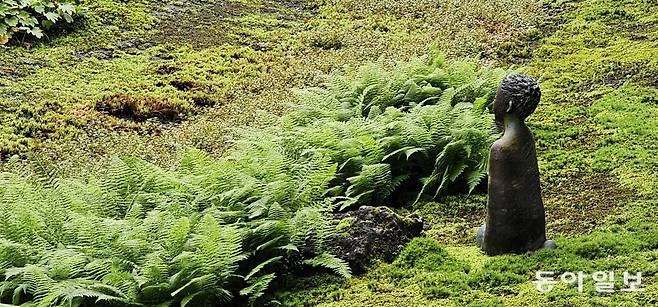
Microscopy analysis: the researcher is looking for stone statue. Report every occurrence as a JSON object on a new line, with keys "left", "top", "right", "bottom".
{"left": 476, "top": 74, "right": 556, "bottom": 256}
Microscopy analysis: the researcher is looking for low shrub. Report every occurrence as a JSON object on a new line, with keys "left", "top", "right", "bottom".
{"left": 253, "top": 54, "right": 506, "bottom": 209}
{"left": 0, "top": 0, "right": 82, "bottom": 44}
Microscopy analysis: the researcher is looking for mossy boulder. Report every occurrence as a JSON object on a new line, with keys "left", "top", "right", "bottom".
{"left": 328, "top": 206, "right": 428, "bottom": 274}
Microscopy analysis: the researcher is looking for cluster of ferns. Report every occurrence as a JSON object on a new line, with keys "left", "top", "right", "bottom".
{"left": 0, "top": 54, "right": 506, "bottom": 306}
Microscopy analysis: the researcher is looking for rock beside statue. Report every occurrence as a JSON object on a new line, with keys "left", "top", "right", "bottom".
{"left": 328, "top": 206, "right": 428, "bottom": 273}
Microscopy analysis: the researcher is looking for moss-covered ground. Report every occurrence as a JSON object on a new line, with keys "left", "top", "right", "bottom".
{"left": 3, "top": 0, "right": 658, "bottom": 306}
{"left": 273, "top": 0, "right": 658, "bottom": 306}
{"left": 0, "top": 0, "right": 541, "bottom": 175}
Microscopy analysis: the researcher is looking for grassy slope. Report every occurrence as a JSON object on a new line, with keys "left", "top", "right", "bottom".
{"left": 274, "top": 0, "right": 658, "bottom": 306}
{"left": 0, "top": 0, "right": 541, "bottom": 176}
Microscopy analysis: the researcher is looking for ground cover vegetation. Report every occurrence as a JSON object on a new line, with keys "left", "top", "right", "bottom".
{"left": 3, "top": 0, "right": 658, "bottom": 306}
{"left": 0, "top": 55, "right": 508, "bottom": 305}
{"left": 0, "top": 0, "right": 542, "bottom": 173}
{"left": 273, "top": 0, "right": 658, "bottom": 305}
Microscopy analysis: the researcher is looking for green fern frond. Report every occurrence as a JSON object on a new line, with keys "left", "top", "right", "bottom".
{"left": 240, "top": 273, "right": 276, "bottom": 303}
{"left": 304, "top": 253, "right": 352, "bottom": 279}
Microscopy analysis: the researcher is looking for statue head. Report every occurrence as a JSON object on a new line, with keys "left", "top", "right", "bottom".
{"left": 493, "top": 74, "right": 541, "bottom": 127}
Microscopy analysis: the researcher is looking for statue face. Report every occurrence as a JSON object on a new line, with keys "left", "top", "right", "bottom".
{"left": 493, "top": 87, "right": 510, "bottom": 128}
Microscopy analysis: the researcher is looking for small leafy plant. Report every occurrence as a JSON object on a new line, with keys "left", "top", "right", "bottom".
{"left": 0, "top": 0, "right": 81, "bottom": 44}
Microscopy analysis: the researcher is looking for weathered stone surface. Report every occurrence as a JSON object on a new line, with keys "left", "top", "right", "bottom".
{"left": 328, "top": 206, "right": 428, "bottom": 274}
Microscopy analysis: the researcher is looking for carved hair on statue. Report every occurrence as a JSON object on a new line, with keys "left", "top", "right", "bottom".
{"left": 495, "top": 74, "right": 541, "bottom": 120}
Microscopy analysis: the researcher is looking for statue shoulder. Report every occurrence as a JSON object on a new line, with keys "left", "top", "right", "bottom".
{"left": 490, "top": 138, "right": 509, "bottom": 152}
{"left": 490, "top": 138, "right": 517, "bottom": 158}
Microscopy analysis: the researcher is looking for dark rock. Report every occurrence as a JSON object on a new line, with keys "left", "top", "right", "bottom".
{"left": 328, "top": 206, "right": 428, "bottom": 274}
{"left": 75, "top": 48, "right": 114, "bottom": 60}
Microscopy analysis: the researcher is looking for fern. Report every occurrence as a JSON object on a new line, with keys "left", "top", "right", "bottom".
{"left": 304, "top": 253, "right": 352, "bottom": 279}
{"left": 240, "top": 273, "right": 276, "bottom": 303}
{"left": 0, "top": 54, "right": 505, "bottom": 306}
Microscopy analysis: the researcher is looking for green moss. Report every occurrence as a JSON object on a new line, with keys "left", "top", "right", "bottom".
{"left": 271, "top": 274, "right": 347, "bottom": 307}
{"left": 280, "top": 207, "right": 658, "bottom": 305}
{"left": 587, "top": 86, "right": 658, "bottom": 195}
{"left": 524, "top": 0, "right": 658, "bottom": 193}
{"left": 415, "top": 195, "right": 486, "bottom": 245}
{"left": 335, "top": 217, "right": 355, "bottom": 234}
{"left": 393, "top": 237, "right": 450, "bottom": 270}
{"left": 1, "top": 0, "right": 544, "bottom": 174}
{"left": 273, "top": 0, "right": 658, "bottom": 304}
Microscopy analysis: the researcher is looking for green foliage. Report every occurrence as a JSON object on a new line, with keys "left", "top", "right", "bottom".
{"left": 588, "top": 85, "right": 658, "bottom": 195}
{"left": 0, "top": 54, "right": 502, "bottom": 305}
{"left": 0, "top": 153, "right": 349, "bottom": 306}
{"left": 261, "top": 55, "right": 504, "bottom": 209}
{"left": 0, "top": 0, "right": 81, "bottom": 44}
{"left": 305, "top": 253, "right": 352, "bottom": 279}
{"left": 526, "top": 0, "right": 658, "bottom": 193}
{"left": 0, "top": 0, "right": 543, "bottom": 170}
{"left": 274, "top": 238, "right": 473, "bottom": 305}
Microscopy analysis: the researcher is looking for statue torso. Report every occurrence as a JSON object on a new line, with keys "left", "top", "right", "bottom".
{"left": 482, "top": 120, "right": 546, "bottom": 254}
